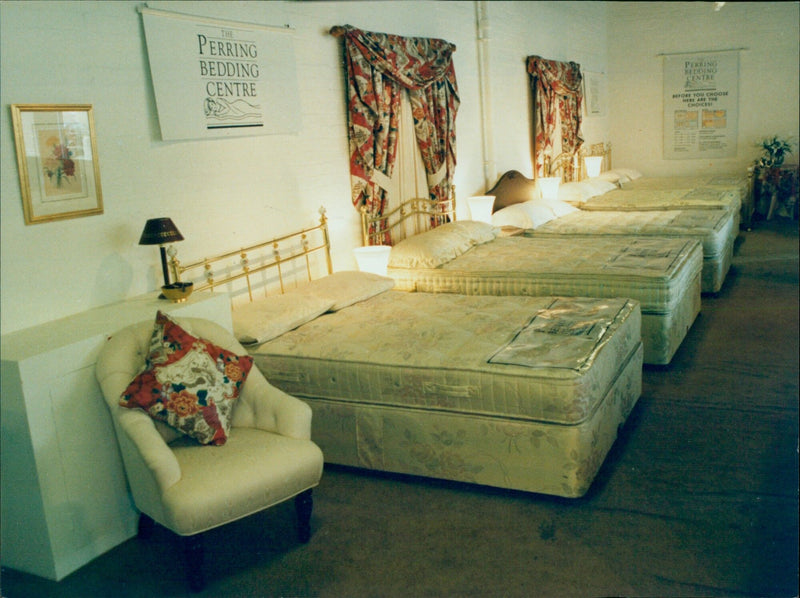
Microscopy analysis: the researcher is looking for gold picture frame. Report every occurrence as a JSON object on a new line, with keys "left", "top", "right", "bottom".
{"left": 10, "top": 104, "right": 104, "bottom": 224}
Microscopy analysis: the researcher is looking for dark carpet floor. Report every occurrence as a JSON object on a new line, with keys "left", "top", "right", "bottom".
{"left": 2, "top": 218, "right": 798, "bottom": 598}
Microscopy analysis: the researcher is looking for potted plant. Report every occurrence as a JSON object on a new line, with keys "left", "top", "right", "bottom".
{"left": 756, "top": 135, "right": 794, "bottom": 169}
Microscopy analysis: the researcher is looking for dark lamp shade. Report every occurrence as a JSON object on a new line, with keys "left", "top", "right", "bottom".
{"left": 139, "top": 218, "right": 184, "bottom": 246}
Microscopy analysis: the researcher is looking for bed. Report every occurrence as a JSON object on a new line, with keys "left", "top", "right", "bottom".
{"left": 575, "top": 145, "right": 753, "bottom": 228}
{"left": 486, "top": 170, "right": 737, "bottom": 293}
{"left": 379, "top": 216, "right": 700, "bottom": 366}
{"left": 172, "top": 215, "right": 643, "bottom": 498}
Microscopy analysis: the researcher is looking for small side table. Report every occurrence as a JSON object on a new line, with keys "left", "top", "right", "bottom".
{"left": 753, "top": 163, "right": 799, "bottom": 220}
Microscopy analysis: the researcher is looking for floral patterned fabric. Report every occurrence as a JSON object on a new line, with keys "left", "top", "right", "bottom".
{"left": 527, "top": 56, "right": 584, "bottom": 181}
{"left": 120, "top": 311, "right": 253, "bottom": 445}
{"left": 578, "top": 187, "right": 741, "bottom": 213}
{"left": 342, "top": 25, "right": 459, "bottom": 243}
{"left": 250, "top": 292, "right": 643, "bottom": 497}
{"left": 527, "top": 208, "right": 737, "bottom": 293}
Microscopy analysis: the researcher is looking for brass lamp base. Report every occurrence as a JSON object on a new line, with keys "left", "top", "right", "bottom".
{"left": 160, "top": 282, "right": 194, "bottom": 303}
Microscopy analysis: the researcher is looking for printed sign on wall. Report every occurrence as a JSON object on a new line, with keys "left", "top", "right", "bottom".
{"left": 141, "top": 7, "right": 301, "bottom": 140}
{"left": 662, "top": 50, "right": 739, "bottom": 159}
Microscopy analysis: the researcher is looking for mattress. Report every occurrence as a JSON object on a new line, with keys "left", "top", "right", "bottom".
{"left": 388, "top": 235, "right": 702, "bottom": 364}
{"left": 618, "top": 174, "right": 752, "bottom": 226}
{"left": 527, "top": 208, "right": 735, "bottom": 293}
{"left": 620, "top": 174, "right": 750, "bottom": 199}
{"left": 251, "top": 291, "right": 643, "bottom": 497}
{"left": 577, "top": 187, "right": 741, "bottom": 216}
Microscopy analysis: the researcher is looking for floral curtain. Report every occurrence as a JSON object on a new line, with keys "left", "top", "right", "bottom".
{"left": 527, "top": 56, "right": 584, "bottom": 181}
{"left": 341, "top": 25, "right": 459, "bottom": 244}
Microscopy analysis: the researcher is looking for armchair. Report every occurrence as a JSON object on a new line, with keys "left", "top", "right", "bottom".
{"left": 96, "top": 316, "right": 324, "bottom": 591}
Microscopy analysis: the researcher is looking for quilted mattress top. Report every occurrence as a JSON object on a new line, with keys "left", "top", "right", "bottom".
{"left": 529, "top": 208, "right": 734, "bottom": 256}
{"left": 252, "top": 292, "right": 641, "bottom": 426}
{"left": 389, "top": 235, "right": 702, "bottom": 312}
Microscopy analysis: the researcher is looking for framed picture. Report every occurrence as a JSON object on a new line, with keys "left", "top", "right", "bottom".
{"left": 10, "top": 104, "right": 103, "bottom": 224}
{"left": 583, "top": 71, "right": 606, "bottom": 118}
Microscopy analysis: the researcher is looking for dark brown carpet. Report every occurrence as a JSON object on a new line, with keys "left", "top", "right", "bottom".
{"left": 2, "top": 219, "right": 797, "bottom": 598}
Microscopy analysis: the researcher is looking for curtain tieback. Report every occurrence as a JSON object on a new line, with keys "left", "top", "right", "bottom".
{"left": 370, "top": 169, "right": 393, "bottom": 192}
{"left": 426, "top": 162, "right": 447, "bottom": 188}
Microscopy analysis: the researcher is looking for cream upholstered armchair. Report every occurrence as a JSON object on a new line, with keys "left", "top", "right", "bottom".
{"left": 96, "top": 315, "right": 324, "bottom": 592}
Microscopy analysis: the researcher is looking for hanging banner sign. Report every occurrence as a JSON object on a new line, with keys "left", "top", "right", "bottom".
{"left": 141, "top": 7, "right": 300, "bottom": 140}
{"left": 662, "top": 50, "right": 739, "bottom": 159}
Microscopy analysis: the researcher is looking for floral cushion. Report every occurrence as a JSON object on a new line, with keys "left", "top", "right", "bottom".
{"left": 119, "top": 311, "right": 254, "bottom": 445}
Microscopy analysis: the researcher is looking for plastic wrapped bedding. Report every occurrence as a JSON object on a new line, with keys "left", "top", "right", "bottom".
{"left": 576, "top": 187, "right": 742, "bottom": 219}
{"left": 619, "top": 174, "right": 750, "bottom": 198}
{"left": 615, "top": 173, "right": 752, "bottom": 225}
{"left": 388, "top": 235, "right": 702, "bottom": 364}
{"left": 250, "top": 292, "right": 643, "bottom": 498}
{"left": 527, "top": 208, "right": 735, "bottom": 293}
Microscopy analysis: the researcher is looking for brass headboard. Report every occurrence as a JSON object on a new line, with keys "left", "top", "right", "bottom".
{"left": 544, "top": 152, "right": 577, "bottom": 181}
{"left": 170, "top": 207, "right": 333, "bottom": 303}
{"left": 360, "top": 193, "right": 456, "bottom": 246}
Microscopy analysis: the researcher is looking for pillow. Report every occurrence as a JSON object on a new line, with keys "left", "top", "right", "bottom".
{"left": 492, "top": 201, "right": 556, "bottom": 229}
{"left": 597, "top": 170, "right": 627, "bottom": 184}
{"left": 233, "top": 293, "right": 334, "bottom": 344}
{"left": 299, "top": 270, "right": 395, "bottom": 311}
{"left": 389, "top": 222, "right": 497, "bottom": 269}
{"left": 120, "top": 311, "right": 254, "bottom": 445}
{"left": 445, "top": 220, "right": 498, "bottom": 245}
{"left": 610, "top": 167, "right": 643, "bottom": 181}
{"left": 557, "top": 182, "right": 596, "bottom": 204}
{"left": 534, "top": 197, "right": 579, "bottom": 217}
{"left": 582, "top": 178, "right": 618, "bottom": 197}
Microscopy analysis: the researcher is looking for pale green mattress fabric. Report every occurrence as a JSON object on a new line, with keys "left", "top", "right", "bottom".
{"left": 620, "top": 174, "right": 750, "bottom": 199}
{"left": 388, "top": 236, "right": 702, "bottom": 365}
{"left": 578, "top": 187, "right": 741, "bottom": 216}
{"left": 526, "top": 208, "right": 736, "bottom": 293}
{"left": 252, "top": 293, "right": 643, "bottom": 498}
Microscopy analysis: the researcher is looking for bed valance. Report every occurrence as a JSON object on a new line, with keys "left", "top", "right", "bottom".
{"left": 334, "top": 25, "right": 459, "bottom": 244}
{"left": 527, "top": 56, "right": 583, "bottom": 180}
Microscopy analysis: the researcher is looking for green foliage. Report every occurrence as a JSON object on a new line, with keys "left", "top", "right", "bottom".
{"left": 756, "top": 135, "right": 795, "bottom": 168}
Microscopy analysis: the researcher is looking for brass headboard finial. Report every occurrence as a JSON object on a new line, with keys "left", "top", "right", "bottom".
{"left": 172, "top": 208, "right": 333, "bottom": 301}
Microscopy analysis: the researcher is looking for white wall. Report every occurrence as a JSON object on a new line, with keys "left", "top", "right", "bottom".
{"left": 608, "top": 1, "right": 800, "bottom": 176}
{"left": 485, "top": 1, "right": 609, "bottom": 181}
{"left": 1, "top": 0, "right": 612, "bottom": 334}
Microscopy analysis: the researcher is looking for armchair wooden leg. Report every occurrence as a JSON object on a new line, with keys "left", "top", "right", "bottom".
{"left": 182, "top": 533, "right": 206, "bottom": 592}
{"left": 295, "top": 489, "right": 313, "bottom": 543}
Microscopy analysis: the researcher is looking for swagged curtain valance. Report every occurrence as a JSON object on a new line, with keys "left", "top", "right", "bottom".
{"left": 527, "top": 56, "right": 584, "bottom": 181}
{"left": 338, "top": 25, "right": 460, "bottom": 244}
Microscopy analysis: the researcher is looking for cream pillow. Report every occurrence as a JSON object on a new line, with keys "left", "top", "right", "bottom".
{"left": 301, "top": 270, "right": 395, "bottom": 311}
{"left": 389, "top": 222, "right": 496, "bottom": 269}
{"left": 492, "top": 201, "right": 556, "bottom": 229}
{"left": 598, "top": 171, "right": 627, "bottom": 184}
{"left": 583, "top": 178, "right": 618, "bottom": 197}
{"left": 558, "top": 182, "right": 595, "bottom": 203}
{"left": 611, "top": 167, "right": 643, "bottom": 181}
{"left": 446, "top": 220, "right": 499, "bottom": 245}
{"left": 233, "top": 293, "right": 334, "bottom": 345}
{"left": 534, "top": 197, "right": 579, "bottom": 217}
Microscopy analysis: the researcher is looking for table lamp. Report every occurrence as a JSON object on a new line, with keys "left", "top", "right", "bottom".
{"left": 467, "top": 195, "right": 496, "bottom": 224}
{"left": 139, "top": 217, "right": 184, "bottom": 288}
{"left": 537, "top": 176, "right": 561, "bottom": 201}
{"left": 353, "top": 246, "right": 392, "bottom": 277}
{"left": 585, "top": 156, "right": 603, "bottom": 178}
